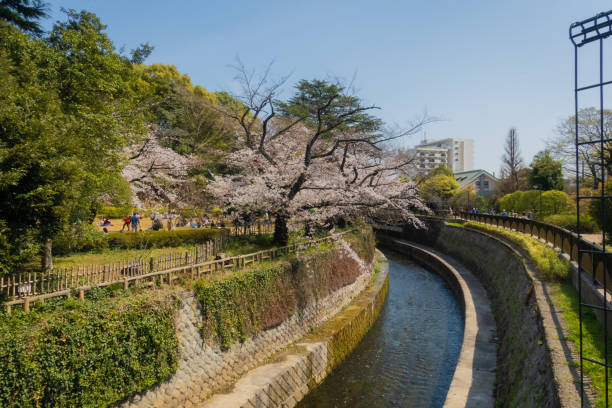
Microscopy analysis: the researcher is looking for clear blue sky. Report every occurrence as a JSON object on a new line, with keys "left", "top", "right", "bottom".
{"left": 43, "top": 1, "right": 612, "bottom": 174}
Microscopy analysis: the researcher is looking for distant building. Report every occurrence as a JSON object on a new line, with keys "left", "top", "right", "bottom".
{"left": 413, "top": 138, "right": 474, "bottom": 174}
{"left": 455, "top": 169, "right": 499, "bottom": 197}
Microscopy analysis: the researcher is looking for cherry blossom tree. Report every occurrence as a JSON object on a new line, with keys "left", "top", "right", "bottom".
{"left": 208, "top": 67, "right": 433, "bottom": 244}
{"left": 122, "top": 130, "right": 193, "bottom": 207}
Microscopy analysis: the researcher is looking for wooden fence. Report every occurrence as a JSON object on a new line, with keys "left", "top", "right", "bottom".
{"left": 229, "top": 220, "right": 274, "bottom": 236}
{"left": 3, "top": 230, "right": 353, "bottom": 313}
{"left": 460, "top": 212, "right": 612, "bottom": 292}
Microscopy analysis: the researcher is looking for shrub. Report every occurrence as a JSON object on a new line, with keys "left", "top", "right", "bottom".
{"left": 464, "top": 222, "right": 571, "bottom": 281}
{"left": 542, "top": 214, "right": 599, "bottom": 233}
{"left": 0, "top": 290, "right": 180, "bottom": 407}
{"left": 498, "top": 189, "right": 574, "bottom": 216}
{"left": 106, "top": 228, "right": 228, "bottom": 250}
{"left": 99, "top": 206, "right": 137, "bottom": 219}
{"left": 194, "top": 226, "right": 374, "bottom": 350}
{"left": 55, "top": 228, "right": 228, "bottom": 256}
{"left": 54, "top": 223, "right": 108, "bottom": 255}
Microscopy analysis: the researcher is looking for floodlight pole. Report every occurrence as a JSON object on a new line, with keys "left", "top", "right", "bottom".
{"left": 570, "top": 10, "right": 612, "bottom": 407}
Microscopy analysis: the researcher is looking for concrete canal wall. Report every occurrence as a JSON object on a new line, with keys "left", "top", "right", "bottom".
{"left": 376, "top": 220, "right": 578, "bottom": 407}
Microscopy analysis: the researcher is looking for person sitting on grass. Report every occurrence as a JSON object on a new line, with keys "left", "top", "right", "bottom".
{"left": 100, "top": 218, "right": 113, "bottom": 227}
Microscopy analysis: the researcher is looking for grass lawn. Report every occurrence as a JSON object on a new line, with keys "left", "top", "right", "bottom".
{"left": 54, "top": 245, "right": 199, "bottom": 268}
{"left": 54, "top": 233, "right": 281, "bottom": 268}
{"left": 54, "top": 224, "right": 352, "bottom": 269}
{"left": 550, "top": 282, "right": 612, "bottom": 408}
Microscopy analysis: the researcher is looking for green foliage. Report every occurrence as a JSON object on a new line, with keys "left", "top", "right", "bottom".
{"left": 552, "top": 282, "right": 612, "bottom": 408}
{"left": 343, "top": 225, "right": 376, "bottom": 263}
{"left": 277, "top": 79, "right": 382, "bottom": 136}
{"left": 498, "top": 189, "right": 573, "bottom": 216}
{"left": 105, "top": 228, "right": 227, "bottom": 251}
{"left": 53, "top": 227, "right": 227, "bottom": 255}
{"left": 450, "top": 186, "right": 486, "bottom": 210}
{"left": 420, "top": 174, "right": 459, "bottom": 203}
{"left": 195, "top": 262, "right": 292, "bottom": 349}
{"left": 223, "top": 234, "right": 275, "bottom": 256}
{"left": 99, "top": 205, "right": 137, "bottom": 219}
{"left": 464, "top": 221, "right": 571, "bottom": 281}
{"left": 542, "top": 214, "right": 599, "bottom": 233}
{"left": 194, "top": 227, "right": 375, "bottom": 350}
{"left": 133, "top": 63, "right": 240, "bottom": 165}
{"left": 0, "top": 289, "right": 180, "bottom": 407}
{"left": 589, "top": 179, "right": 612, "bottom": 237}
{"left": 0, "top": 10, "right": 144, "bottom": 271}
{"left": 528, "top": 151, "right": 564, "bottom": 191}
{"left": 0, "top": 0, "right": 48, "bottom": 34}
{"left": 53, "top": 223, "right": 107, "bottom": 256}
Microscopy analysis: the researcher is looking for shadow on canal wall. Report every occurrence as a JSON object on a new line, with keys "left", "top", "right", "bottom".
{"left": 375, "top": 220, "right": 562, "bottom": 408}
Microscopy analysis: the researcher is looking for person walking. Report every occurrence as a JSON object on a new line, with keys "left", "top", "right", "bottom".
{"left": 121, "top": 214, "right": 131, "bottom": 232}
{"left": 131, "top": 212, "right": 141, "bottom": 232}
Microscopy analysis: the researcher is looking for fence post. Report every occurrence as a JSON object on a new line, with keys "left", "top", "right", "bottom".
{"left": 149, "top": 257, "right": 154, "bottom": 273}
{"left": 123, "top": 279, "right": 129, "bottom": 291}
{"left": 24, "top": 298, "right": 29, "bottom": 313}
{"left": 79, "top": 288, "right": 85, "bottom": 301}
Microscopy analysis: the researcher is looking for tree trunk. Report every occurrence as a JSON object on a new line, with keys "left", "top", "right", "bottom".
{"left": 42, "top": 238, "right": 53, "bottom": 271}
{"left": 273, "top": 214, "right": 289, "bottom": 246}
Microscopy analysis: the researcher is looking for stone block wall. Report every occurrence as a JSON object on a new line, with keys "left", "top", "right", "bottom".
{"left": 204, "top": 253, "right": 389, "bottom": 408}
{"left": 116, "top": 237, "right": 375, "bottom": 408}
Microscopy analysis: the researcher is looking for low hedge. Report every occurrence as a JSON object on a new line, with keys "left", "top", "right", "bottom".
{"left": 54, "top": 228, "right": 228, "bottom": 255}
{"left": 0, "top": 288, "right": 180, "bottom": 407}
{"left": 105, "top": 228, "right": 228, "bottom": 250}
{"left": 194, "top": 227, "right": 374, "bottom": 350}
{"left": 464, "top": 221, "right": 571, "bottom": 281}
{"left": 542, "top": 213, "right": 599, "bottom": 234}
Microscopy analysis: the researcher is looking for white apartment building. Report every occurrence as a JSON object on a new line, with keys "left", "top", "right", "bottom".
{"left": 413, "top": 138, "right": 474, "bottom": 174}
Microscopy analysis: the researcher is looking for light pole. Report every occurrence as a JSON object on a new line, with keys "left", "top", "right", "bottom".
{"left": 534, "top": 185, "right": 542, "bottom": 218}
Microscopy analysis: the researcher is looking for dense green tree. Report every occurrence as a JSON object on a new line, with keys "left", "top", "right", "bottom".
{"left": 0, "top": 0, "right": 48, "bottom": 34}
{"left": 0, "top": 11, "right": 145, "bottom": 271}
{"left": 528, "top": 150, "right": 564, "bottom": 191}
{"left": 419, "top": 174, "right": 459, "bottom": 208}
{"left": 498, "top": 189, "right": 573, "bottom": 216}
{"left": 129, "top": 41, "right": 154, "bottom": 64}
{"left": 589, "top": 179, "right": 612, "bottom": 238}
{"left": 417, "top": 165, "right": 458, "bottom": 209}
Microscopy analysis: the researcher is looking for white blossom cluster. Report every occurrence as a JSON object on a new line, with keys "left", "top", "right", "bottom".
{"left": 208, "top": 120, "right": 429, "bottom": 227}
{"left": 122, "top": 131, "right": 193, "bottom": 206}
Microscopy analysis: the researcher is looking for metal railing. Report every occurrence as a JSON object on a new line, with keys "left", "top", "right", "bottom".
{"left": 459, "top": 212, "right": 612, "bottom": 292}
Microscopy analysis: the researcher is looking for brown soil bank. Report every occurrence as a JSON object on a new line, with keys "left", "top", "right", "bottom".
{"left": 377, "top": 220, "right": 561, "bottom": 408}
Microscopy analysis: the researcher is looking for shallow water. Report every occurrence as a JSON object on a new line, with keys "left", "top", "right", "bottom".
{"left": 296, "top": 250, "right": 464, "bottom": 408}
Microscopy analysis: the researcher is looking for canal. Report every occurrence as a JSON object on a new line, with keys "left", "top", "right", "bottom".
{"left": 297, "top": 250, "right": 464, "bottom": 408}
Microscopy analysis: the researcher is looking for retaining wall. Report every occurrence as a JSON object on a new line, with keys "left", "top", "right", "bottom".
{"left": 116, "top": 236, "right": 376, "bottom": 408}
{"left": 204, "top": 251, "right": 389, "bottom": 408}
{"left": 377, "top": 222, "right": 563, "bottom": 407}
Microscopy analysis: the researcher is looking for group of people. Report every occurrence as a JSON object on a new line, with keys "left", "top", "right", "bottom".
{"left": 468, "top": 207, "right": 535, "bottom": 219}
{"left": 100, "top": 209, "right": 271, "bottom": 234}
{"left": 231, "top": 212, "right": 270, "bottom": 234}
{"left": 120, "top": 212, "right": 141, "bottom": 232}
